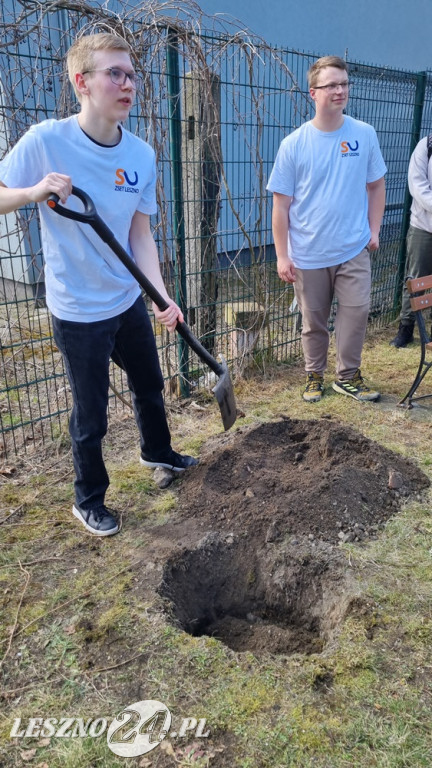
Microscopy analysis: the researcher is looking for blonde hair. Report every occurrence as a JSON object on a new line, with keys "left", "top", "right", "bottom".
{"left": 307, "top": 56, "right": 348, "bottom": 89}
{"left": 67, "top": 33, "right": 132, "bottom": 101}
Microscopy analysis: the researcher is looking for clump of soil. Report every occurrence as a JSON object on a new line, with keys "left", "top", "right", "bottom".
{"left": 158, "top": 417, "right": 429, "bottom": 655}
{"left": 177, "top": 416, "right": 429, "bottom": 546}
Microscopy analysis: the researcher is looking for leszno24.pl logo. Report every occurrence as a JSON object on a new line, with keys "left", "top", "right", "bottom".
{"left": 10, "top": 699, "right": 210, "bottom": 758}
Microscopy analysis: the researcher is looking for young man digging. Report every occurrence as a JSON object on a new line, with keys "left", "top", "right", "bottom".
{"left": 0, "top": 33, "right": 197, "bottom": 536}
{"left": 267, "top": 55, "right": 386, "bottom": 404}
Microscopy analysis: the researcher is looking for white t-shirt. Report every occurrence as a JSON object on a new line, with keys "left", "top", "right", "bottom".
{"left": 0, "top": 116, "right": 157, "bottom": 321}
{"left": 266, "top": 115, "right": 387, "bottom": 269}
{"left": 408, "top": 136, "right": 432, "bottom": 233}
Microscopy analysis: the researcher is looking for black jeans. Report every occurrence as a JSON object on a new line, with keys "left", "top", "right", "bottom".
{"left": 52, "top": 296, "right": 171, "bottom": 510}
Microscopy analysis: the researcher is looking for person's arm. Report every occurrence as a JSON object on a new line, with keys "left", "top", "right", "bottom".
{"left": 0, "top": 173, "right": 72, "bottom": 214}
{"left": 272, "top": 192, "right": 295, "bottom": 283}
{"left": 129, "top": 210, "right": 184, "bottom": 332}
{"left": 408, "top": 139, "right": 432, "bottom": 212}
{"left": 366, "top": 176, "right": 386, "bottom": 251}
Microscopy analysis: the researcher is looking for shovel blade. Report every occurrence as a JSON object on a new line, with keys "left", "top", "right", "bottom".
{"left": 211, "top": 356, "right": 237, "bottom": 431}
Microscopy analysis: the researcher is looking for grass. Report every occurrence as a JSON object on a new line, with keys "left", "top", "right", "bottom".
{"left": 1, "top": 324, "right": 432, "bottom": 767}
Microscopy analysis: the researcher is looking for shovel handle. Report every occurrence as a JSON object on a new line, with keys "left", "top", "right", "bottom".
{"left": 47, "top": 187, "right": 225, "bottom": 377}
{"left": 47, "top": 187, "right": 97, "bottom": 223}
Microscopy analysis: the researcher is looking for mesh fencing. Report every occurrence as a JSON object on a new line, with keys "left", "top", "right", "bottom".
{"left": 0, "top": 1, "right": 430, "bottom": 457}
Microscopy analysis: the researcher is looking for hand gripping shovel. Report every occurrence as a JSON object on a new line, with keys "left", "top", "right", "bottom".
{"left": 47, "top": 186, "right": 237, "bottom": 430}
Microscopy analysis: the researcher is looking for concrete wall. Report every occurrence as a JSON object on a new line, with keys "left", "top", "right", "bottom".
{"left": 197, "top": 0, "right": 432, "bottom": 72}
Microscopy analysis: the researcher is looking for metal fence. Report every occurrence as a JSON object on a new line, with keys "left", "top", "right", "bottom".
{"left": 1, "top": 1, "right": 432, "bottom": 457}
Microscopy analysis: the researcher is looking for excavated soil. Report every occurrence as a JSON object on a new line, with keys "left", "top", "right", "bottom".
{"left": 176, "top": 416, "right": 429, "bottom": 545}
{"left": 158, "top": 416, "right": 429, "bottom": 655}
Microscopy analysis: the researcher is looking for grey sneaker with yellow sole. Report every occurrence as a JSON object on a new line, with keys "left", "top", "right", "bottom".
{"left": 332, "top": 369, "right": 380, "bottom": 402}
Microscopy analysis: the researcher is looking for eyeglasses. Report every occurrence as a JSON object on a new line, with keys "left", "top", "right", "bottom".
{"left": 312, "top": 81, "right": 351, "bottom": 92}
{"left": 82, "top": 67, "right": 141, "bottom": 89}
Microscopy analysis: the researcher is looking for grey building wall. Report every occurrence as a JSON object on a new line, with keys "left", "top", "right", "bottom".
{"left": 197, "top": 0, "right": 432, "bottom": 72}
{"left": 2, "top": 0, "right": 430, "bottom": 72}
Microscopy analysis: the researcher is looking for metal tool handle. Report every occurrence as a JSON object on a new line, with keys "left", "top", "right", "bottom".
{"left": 47, "top": 187, "right": 224, "bottom": 377}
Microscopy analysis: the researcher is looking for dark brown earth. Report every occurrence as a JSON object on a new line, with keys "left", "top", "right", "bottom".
{"left": 157, "top": 415, "right": 430, "bottom": 656}
{"left": 176, "top": 415, "right": 429, "bottom": 546}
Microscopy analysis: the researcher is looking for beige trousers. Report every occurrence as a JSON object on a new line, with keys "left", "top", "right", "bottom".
{"left": 294, "top": 248, "right": 371, "bottom": 380}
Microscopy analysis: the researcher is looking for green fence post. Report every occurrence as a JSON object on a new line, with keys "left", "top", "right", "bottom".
{"left": 394, "top": 71, "right": 427, "bottom": 309}
{"left": 166, "top": 28, "right": 189, "bottom": 397}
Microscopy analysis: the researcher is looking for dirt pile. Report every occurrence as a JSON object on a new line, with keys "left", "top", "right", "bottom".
{"left": 176, "top": 416, "right": 429, "bottom": 546}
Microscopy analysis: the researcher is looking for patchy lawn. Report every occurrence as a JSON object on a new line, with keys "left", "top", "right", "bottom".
{"left": 1, "top": 325, "right": 432, "bottom": 768}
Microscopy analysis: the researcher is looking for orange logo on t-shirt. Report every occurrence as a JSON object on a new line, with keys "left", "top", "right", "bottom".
{"left": 115, "top": 168, "right": 138, "bottom": 186}
{"left": 341, "top": 140, "right": 359, "bottom": 154}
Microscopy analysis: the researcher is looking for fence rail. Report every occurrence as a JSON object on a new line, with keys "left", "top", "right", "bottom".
{"left": 1, "top": 0, "right": 432, "bottom": 457}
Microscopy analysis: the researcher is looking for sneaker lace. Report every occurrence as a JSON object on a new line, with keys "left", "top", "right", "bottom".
{"left": 93, "top": 506, "right": 111, "bottom": 522}
{"left": 351, "top": 370, "right": 369, "bottom": 390}
{"left": 306, "top": 374, "right": 323, "bottom": 392}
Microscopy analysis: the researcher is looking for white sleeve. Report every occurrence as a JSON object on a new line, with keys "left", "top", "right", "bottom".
{"left": 408, "top": 137, "right": 432, "bottom": 213}
{"left": 136, "top": 147, "right": 157, "bottom": 216}
{"left": 0, "top": 126, "right": 44, "bottom": 189}
{"left": 366, "top": 127, "right": 387, "bottom": 183}
{"left": 266, "top": 137, "right": 296, "bottom": 196}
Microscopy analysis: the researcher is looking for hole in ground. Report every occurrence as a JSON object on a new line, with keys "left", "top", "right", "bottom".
{"left": 159, "top": 533, "right": 355, "bottom": 655}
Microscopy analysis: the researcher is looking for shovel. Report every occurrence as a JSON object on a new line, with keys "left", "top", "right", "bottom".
{"left": 47, "top": 186, "right": 237, "bottom": 431}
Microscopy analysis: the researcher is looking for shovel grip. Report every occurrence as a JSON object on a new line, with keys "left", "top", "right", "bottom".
{"left": 47, "top": 187, "right": 98, "bottom": 222}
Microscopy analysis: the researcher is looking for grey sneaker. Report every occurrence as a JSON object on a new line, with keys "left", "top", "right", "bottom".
{"left": 140, "top": 450, "right": 198, "bottom": 472}
{"left": 72, "top": 504, "right": 119, "bottom": 536}
{"left": 303, "top": 373, "right": 324, "bottom": 403}
{"left": 332, "top": 369, "right": 380, "bottom": 402}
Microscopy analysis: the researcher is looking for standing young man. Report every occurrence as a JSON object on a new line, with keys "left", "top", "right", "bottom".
{"left": 267, "top": 55, "right": 386, "bottom": 403}
{"left": 0, "top": 33, "right": 197, "bottom": 536}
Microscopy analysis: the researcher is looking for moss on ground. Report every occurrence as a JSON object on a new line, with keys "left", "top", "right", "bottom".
{"left": 1, "top": 327, "right": 432, "bottom": 767}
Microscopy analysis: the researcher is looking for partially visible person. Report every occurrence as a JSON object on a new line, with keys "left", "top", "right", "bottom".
{"left": 267, "top": 55, "right": 386, "bottom": 403}
{"left": 390, "top": 135, "right": 432, "bottom": 347}
{"left": 0, "top": 33, "right": 198, "bottom": 537}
